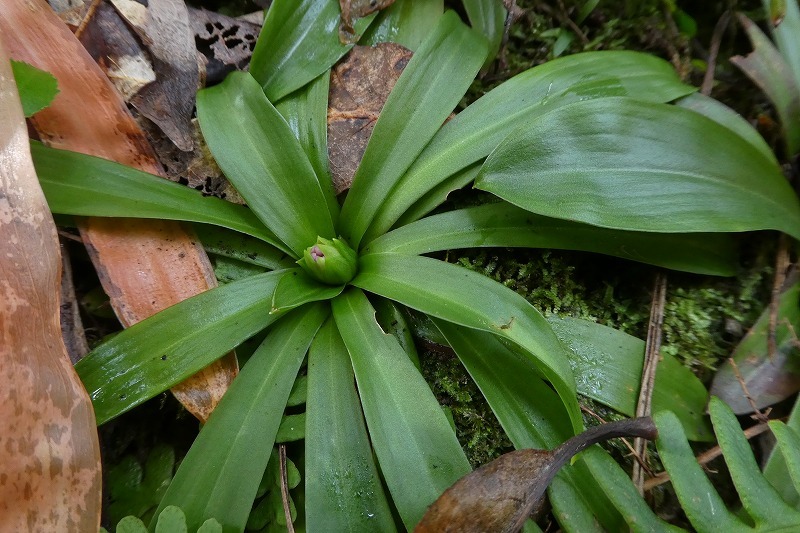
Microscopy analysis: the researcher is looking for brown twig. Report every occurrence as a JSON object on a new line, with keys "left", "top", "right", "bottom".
{"left": 278, "top": 444, "right": 295, "bottom": 533}
{"left": 701, "top": 11, "right": 731, "bottom": 96}
{"left": 643, "top": 421, "right": 774, "bottom": 492}
{"left": 768, "top": 234, "right": 791, "bottom": 360}
{"left": 581, "top": 405, "right": 653, "bottom": 476}
{"left": 729, "top": 358, "right": 771, "bottom": 424}
{"left": 632, "top": 273, "right": 667, "bottom": 495}
{"left": 74, "top": 0, "right": 103, "bottom": 39}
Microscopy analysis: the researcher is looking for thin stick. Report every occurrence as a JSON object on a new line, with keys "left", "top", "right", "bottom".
{"left": 701, "top": 11, "right": 731, "bottom": 96}
{"left": 729, "top": 358, "right": 771, "bottom": 424}
{"left": 278, "top": 444, "right": 295, "bottom": 533}
{"left": 768, "top": 234, "right": 791, "bottom": 360}
{"left": 643, "top": 421, "right": 773, "bottom": 491}
{"left": 632, "top": 273, "right": 667, "bottom": 495}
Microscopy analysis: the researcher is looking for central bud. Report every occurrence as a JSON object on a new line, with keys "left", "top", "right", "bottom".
{"left": 298, "top": 236, "right": 358, "bottom": 285}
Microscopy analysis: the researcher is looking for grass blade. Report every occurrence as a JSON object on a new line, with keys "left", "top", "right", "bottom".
{"left": 76, "top": 270, "right": 289, "bottom": 424}
{"left": 353, "top": 253, "right": 582, "bottom": 433}
{"left": 332, "top": 289, "right": 471, "bottom": 528}
{"left": 249, "top": 0, "right": 374, "bottom": 101}
{"left": 305, "top": 319, "right": 396, "bottom": 531}
{"left": 366, "top": 50, "right": 696, "bottom": 240}
{"left": 340, "top": 11, "right": 488, "bottom": 248}
{"left": 153, "top": 303, "right": 328, "bottom": 532}
{"left": 365, "top": 202, "right": 737, "bottom": 276}
{"left": 32, "top": 142, "right": 280, "bottom": 247}
{"left": 197, "top": 72, "right": 337, "bottom": 256}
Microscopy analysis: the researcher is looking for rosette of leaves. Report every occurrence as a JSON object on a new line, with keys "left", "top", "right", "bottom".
{"left": 32, "top": 1, "right": 800, "bottom": 531}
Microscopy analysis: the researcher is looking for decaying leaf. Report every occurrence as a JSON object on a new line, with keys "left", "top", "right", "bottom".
{"left": 415, "top": 418, "right": 657, "bottom": 532}
{"left": 327, "top": 42, "right": 412, "bottom": 193}
{"left": 48, "top": 0, "right": 91, "bottom": 28}
{"left": 340, "top": 0, "right": 396, "bottom": 43}
{"left": 0, "top": 0, "right": 237, "bottom": 423}
{"left": 109, "top": 0, "right": 199, "bottom": 151}
{"left": 78, "top": 1, "right": 157, "bottom": 100}
{"left": 710, "top": 277, "right": 800, "bottom": 414}
{"left": 190, "top": 7, "right": 261, "bottom": 85}
{"left": 0, "top": 37, "right": 102, "bottom": 530}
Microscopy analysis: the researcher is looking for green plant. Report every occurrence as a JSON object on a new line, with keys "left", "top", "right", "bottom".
{"left": 30, "top": 0, "right": 800, "bottom": 530}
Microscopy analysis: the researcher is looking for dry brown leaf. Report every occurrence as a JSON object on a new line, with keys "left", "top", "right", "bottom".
{"left": 327, "top": 42, "right": 412, "bottom": 193}
{"left": 339, "top": 0, "right": 396, "bottom": 43}
{"left": 0, "top": 0, "right": 237, "bottom": 424}
{"left": 415, "top": 418, "right": 658, "bottom": 533}
{"left": 78, "top": 1, "right": 156, "bottom": 100}
{"left": 0, "top": 37, "right": 102, "bottom": 531}
{"left": 110, "top": 0, "right": 199, "bottom": 151}
{"left": 190, "top": 7, "right": 260, "bottom": 85}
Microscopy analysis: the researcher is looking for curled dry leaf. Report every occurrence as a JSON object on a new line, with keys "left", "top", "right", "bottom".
{"left": 415, "top": 417, "right": 658, "bottom": 533}
{"left": 0, "top": 37, "right": 102, "bottom": 530}
{"left": 78, "top": 1, "right": 157, "bottom": 100}
{"left": 0, "top": 0, "right": 236, "bottom": 424}
{"left": 190, "top": 7, "right": 261, "bottom": 85}
{"left": 328, "top": 42, "right": 412, "bottom": 193}
{"left": 109, "top": 0, "right": 199, "bottom": 151}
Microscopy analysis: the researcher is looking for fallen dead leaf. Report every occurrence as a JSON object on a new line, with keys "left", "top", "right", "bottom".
{"left": 327, "top": 42, "right": 412, "bottom": 194}
{"left": 415, "top": 417, "right": 658, "bottom": 532}
{"left": 0, "top": 36, "right": 102, "bottom": 531}
{"left": 0, "top": 0, "right": 237, "bottom": 424}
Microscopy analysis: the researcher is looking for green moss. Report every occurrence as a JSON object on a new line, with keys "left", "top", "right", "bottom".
{"left": 420, "top": 348, "right": 513, "bottom": 467}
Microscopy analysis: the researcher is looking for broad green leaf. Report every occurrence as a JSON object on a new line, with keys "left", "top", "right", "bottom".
{"left": 193, "top": 224, "right": 294, "bottom": 271}
{"left": 676, "top": 93, "right": 777, "bottom": 164}
{"left": 274, "top": 71, "right": 338, "bottom": 218}
{"left": 249, "top": 0, "right": 374, "bottom": 101}
{"left": 31, "top": 142, "right": 281, "bottom": 248}
{"left": 154, "top": 506, "right": 187, "bottom": 533}
{"left": 360, "top": 0, "right": 444, "bottom": 51}
{"left": 197, "top": 72, "right": 337, "bottom": 256}
{"left": 340, "top": 10, "right": 488, "bottom": 248}
{"left": 655, "top": 410, "right": 744, "bottom": 533}
{"left": 275, "top": 413, "right": 306, "bottom": 442}
{"left": 10, "top": 60, "right": 58, "bottom": 116}
{"left": 770, "top": 421, "right": 800, "bottom": 497}
{"left": 332, "top": 289, "right": 471, "bottom": 528}
{"left": 364, "top": 202, "right": 737, "bottom": 276}
{"left": 432, "top": 321, "right": 627, "bottom": 531}
{"left": 366, "top": 50, "right": 696, "bottom": 240}
{"left": 476, "top": 97, "right": 800, "bottom": 239}
{"left": 582, "top": 448, "right": 680, "bottom": 532}
{"left": 305, "top": 319, "right": 396, "bottom": 531}
{"left": 353, "top": 253, "right": 582, "bottom": 432}
{"left": 271, "top": 269, "right": 343, "bottom": 313}
{"left": 153, "top": 304, "right": 328, "bottom": 533}
{"left": 463, "top": 0, "right": 505, "bottom": 68}
{"left": 117, "top": 516, "right": 148, "bottom": 533}
{"left": 764, "top": 399, "right": 800, "bottom": 507}
{"left": 763, "top": 0, "right": 800, "bottom": 90}
{"left": 710, "top": 281, "right": 800, "bottom": 414}
{"left": 732, "top": 14, "right": 800, "bottom": 155}
{"left": 549, "top": 476, "right": 606, "bottom": 533}
{"left": 76, "top": 270, "right": 288, "bottom": 425}
{"left": 709, "top": 396, "right": 800, "bottom": 527}
{"left": 549, "top": 317, "right": 712, "bottom": 441}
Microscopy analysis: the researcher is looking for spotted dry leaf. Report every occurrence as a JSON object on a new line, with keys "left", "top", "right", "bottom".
{"left": 0, "top": 37, "right": 102, "bottom": 531}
